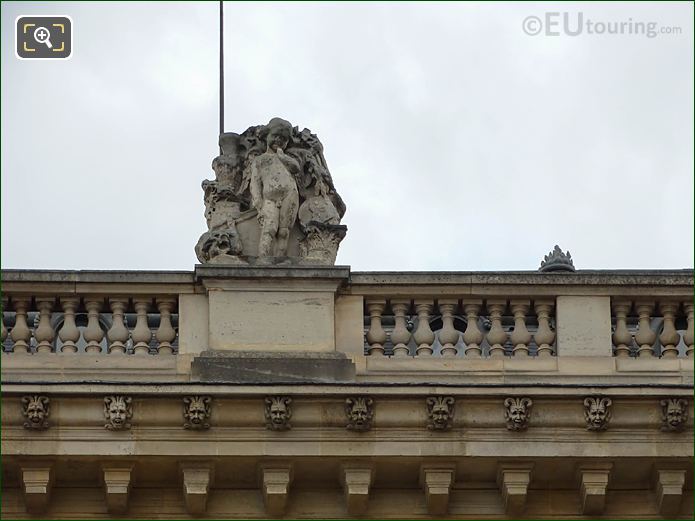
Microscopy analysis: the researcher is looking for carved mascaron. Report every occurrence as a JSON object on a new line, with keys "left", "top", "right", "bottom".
{"left": 345, "top": 397, "right": 374, "bottom": 431}
{"left": 426, "top": 396, "right": 455, "bottom": 431}
{"left": 183, "top": 396, "right": 212, "bottom": 430}
{"left": 22, "top": 395, "right": 50, "bottom": 430}
{"left": 504, "top": 397, "right": 532, "bottom": 431}
{"left": 195, "top": 118, "right": 347, "bottom": 265}
{"left": 265, "top": 396, "right": 292, "bottom": 431}
{"left": 661, "top": 398, "right": 689, "bottom": 432}
{"left": 104, "top": 395, "right": 133, "bottom": 431}
{"left": 584, "top": 396, "right": 612, "bottom": 431}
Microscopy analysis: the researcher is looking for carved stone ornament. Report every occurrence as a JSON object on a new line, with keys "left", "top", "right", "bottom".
{"left": 195, "top": 118, "right": 347, "bottom": 265}
{"left": 345, "top": 397, "right": 374, "bottom": 432}
{"left": 426, "top": 396, "right": 455, "bottom": 431}
{"left": 104, "top": 395, "right": 133, "bottom": 431}
{"left": 22, "top": 395, "right": 50, "bottom": 430}
{"left": 538, "top": 245, "right": 575, "bottom": 272}
{"left": 265, "top": 396, "right": 292, "bottom": 431}
{"left": 504, "top": 397, "right": 533, "bottom": 431}
{"left": 660, "top": 398, "right": 689, "bottom": 432}
{"left": 584, "top": 396, "right": 612, "bottom": 431}
{"left": 183, "top": 396, "right": 212, "bottom": 430}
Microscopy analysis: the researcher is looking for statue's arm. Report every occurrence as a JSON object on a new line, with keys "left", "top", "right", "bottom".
{"left": 249, "top": 161, "right": 262, "bottom": 210}
{"left": 277, "top": 149, "right": 301, "bottom": 174}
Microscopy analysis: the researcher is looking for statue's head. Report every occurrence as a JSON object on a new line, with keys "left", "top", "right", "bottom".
{"left": 265, "top": 396, "right": 292, "bottom": 430}
{"left": 661, "top": 398, "right": 688, "bottom": 431}
{"left": 208, "top": 231, "right": 232, "bottom": 256}
{"left": 184, "top": 396, "right": 211, "bottom": 429}
{"left": 104, "top": 396, "right": 132, "bottom": 429}
{"left": 584, "top": 397, "right": 611, "bottom": 430}
{"left": 504, "top": 397, "right": 532, "bottom": 430}
{"left": 427, "top": 396, "right": 454, "bottom": 430}
{"left": 212, "top": 155, "right": 236, "bottom": 180}
{"left": 270, "top": 401, "right": 288, "bottom": 424}
{"left": 265, "top": 117, "right": 292, "bottom": 152}
{"left": 346, "top": 397, "right": 373, "bottom": 430}
{"left": 22, "top": 395, "right": 49, "bottom": 429}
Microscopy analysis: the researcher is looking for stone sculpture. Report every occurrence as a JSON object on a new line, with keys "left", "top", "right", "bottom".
{"left": 584, "top": 396, "right": 612, "bottom": 431}
{"left": 539, "top": 245, "right": 575, "bottom": 272}
{"left": 195, "top": 118, "right": 347, "bottom": 265}
{"left": 660, "top": 398, "right": 688, "bottom": 432}
{"left": 22, "top": 395, "right": 50, "bottom": 430}
{"left": 426, "top": 396, "right": 455, "bottom": 431}
{"left": 104, "top": 395, "right": 133, "bottom": 431}
{"left": 183, "top": 396, "right": 212, "bottom": 430}
{"left": 504, "top": 397, "right": 532, "bottom": 431}
{"left": 345, "top": 397, "right": 374, "bottom": 431}
{"left": 265, "top": 396, "right": 292, "bottom": 431}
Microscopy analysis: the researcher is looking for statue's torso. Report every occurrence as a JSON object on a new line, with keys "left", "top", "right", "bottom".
{"left": 255, "top": 152, "right": 297, "bottom": 202}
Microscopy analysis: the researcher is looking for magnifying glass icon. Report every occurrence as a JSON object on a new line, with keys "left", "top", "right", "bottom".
{"left": 33, "top": 26, "right": 53, "bottom": 49}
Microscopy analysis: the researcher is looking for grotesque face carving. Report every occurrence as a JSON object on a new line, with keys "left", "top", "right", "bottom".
{"left": 183, "top": 396, "right": 212, "bottom": 430}
{"left": 22, "top": 395, "right": 50, "bottom": 430}
{"left": 265, "top": 396, "right": 292, "bottom": 431}
{"left": 104, "top": 395, "right": 133, "bottom": 431}
{"left": 345, "top": 397, "right": 374, "bottom": 431}
{"left": 661, "top": 398, "right": 688, "bottom": 432}
{"left": 584, "top": 396, "right": 612, "bottom": 431}
{"left": 504, "top": 397, "right": 532, "bottom": 431}
{"left": 427, "top": 396, "right": 455, "bottom": 431}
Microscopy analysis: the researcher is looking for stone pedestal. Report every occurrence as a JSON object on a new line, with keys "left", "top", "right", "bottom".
{"left": 194, "top": 265, "right": 349, "bottom": 352}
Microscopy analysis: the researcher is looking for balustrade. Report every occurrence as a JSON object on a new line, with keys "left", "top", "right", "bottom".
{"left": 361, "top": 297, "right": 556, "bottom": 358}
{"left": 1, "top": 296, "right": 179, "bottom": 355}
{"left": 610, "top": 299, "right": 691, "bottom": 358}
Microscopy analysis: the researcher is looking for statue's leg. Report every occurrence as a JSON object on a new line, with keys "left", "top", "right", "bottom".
{"left": 276, "top": 190, "right": 299, "bottom": 256}
{"left": 258, "top": 201, "right": 280, "bottom": 257}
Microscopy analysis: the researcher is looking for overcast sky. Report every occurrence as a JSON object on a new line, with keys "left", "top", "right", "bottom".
{"left": 2, "top": 2, "right": 693, "bottom": 271}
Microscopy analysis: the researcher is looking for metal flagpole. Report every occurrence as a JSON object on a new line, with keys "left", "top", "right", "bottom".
{"left": 219, "top": 0, "right": 225, "bottom": 143}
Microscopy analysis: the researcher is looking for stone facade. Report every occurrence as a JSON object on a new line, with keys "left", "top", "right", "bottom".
{"left": 0, "top": 267, "right": 692, "bottom": 519}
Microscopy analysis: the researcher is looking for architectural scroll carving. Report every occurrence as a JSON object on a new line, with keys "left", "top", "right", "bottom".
{"left": 104, "top": 395, "right": 133, "bottom": 431}
{"left": 504, "top": 397, "right": 532, "bottom": 431}
{"left": 22, "top": 395, "right": 50, "bottom": 430}
{"left": 426, "top": 396, "right": 455, "bottom": 431}
{"left": 584, "top": 396, "right": 612, "bottom": 431}
{"left": 183, "top": 396, "right": 212, "bottom": 430}
{"left": 195, "top": 118, "right": 347, "bottom": 265}
{"left": 345, "top": 397, "right": 374, "bottom": 431}
{"left": 265, "top": 396, "right": 292, "bottom": 431}
{"left": 660, "top": 398, "right": 688, "bottom": 432}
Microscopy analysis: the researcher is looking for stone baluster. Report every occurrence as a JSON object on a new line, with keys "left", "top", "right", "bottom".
{"left": 533, "top": 300, "right": 555, "bottom": 357}
{"left": 365, "top": 299, "right": 387, "bottom": 356}
{"left": 10, "top": 298, "right": 32, "bottom": 354}
{"left": 658, "top": 302, "right": 680, "bottom": 359}
{"left": 486, "top": 300, "right": 508, "bottom": 358}
{"left": 58, "top": 298, "right": 81, "bottom": 353}
{"left": 462, "top": 300, "right": 484, "bottom": 357}
{"left": 1, "top": 297, "right": 7, "bottom": 346}
{"left": 634, "top": 301, "right": 657, "bottom": 358}
{"left": 83, "top": 300, "right": 105, "bottom": 354}
{"left": 509, "top": 300, "right": 532, "bottom": 357}
{"left": 438, "top": 299, "right": 459, "bottom": 357}
{"left": 107, "top": 299, "right": 130, "bottom": 354}
{"left": 390, "top": 299, "right": 412, "bottom": 357}
{"left": 34, "top": 299, "right": 55, "bottom": 354}
{"left": 132, "top": 299, "right": 152, "bottom": 355}
{"left": 611, "top": 300, "right": 633, "bottom": 358}
{"left": 413, "top": 300, "right": 435, "bottom": 356}
{"left": 155, "top": 299, "right": 177, "bottom": 355}
{"left": 684, "top": 302, "right": 694, "bottom": 358}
